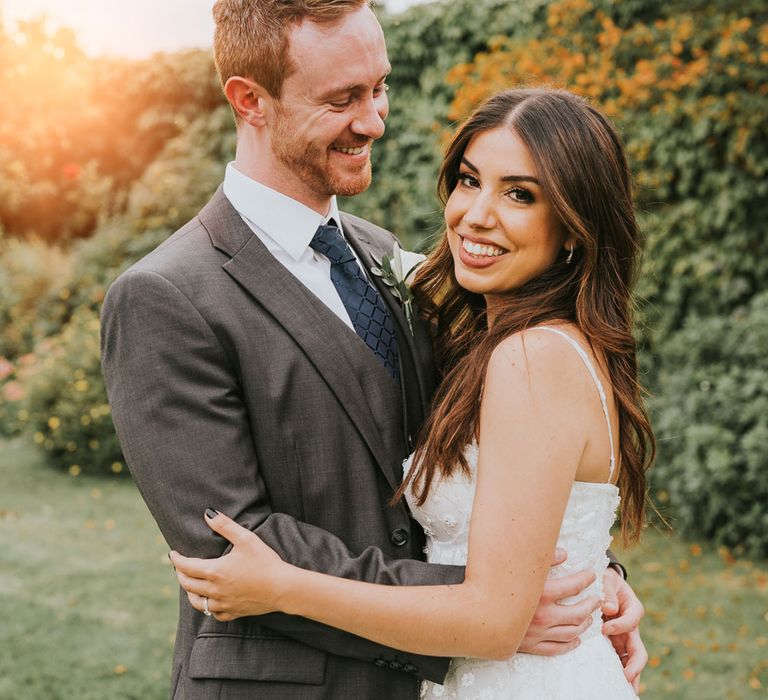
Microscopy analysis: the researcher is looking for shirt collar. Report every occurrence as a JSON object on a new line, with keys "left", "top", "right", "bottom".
{"left": 223, "top": 162, "right": 342, "bottom": 261}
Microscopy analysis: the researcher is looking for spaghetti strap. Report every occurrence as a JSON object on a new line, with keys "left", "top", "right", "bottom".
{"left": 532, "top": 326, "right": 616, "bottom": 483}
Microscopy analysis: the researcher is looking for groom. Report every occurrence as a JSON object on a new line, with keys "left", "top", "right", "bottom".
{"left": 101, "top": 1, "right": 645, "bottom": 698}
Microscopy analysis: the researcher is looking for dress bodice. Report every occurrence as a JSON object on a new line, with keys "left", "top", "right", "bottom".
{"left": 404, "top": 442, "right": 620, "bottom": 644}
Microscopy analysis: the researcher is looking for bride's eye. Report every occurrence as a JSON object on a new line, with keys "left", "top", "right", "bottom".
{"left": 506, "top": 187, "right": 534, "bottom": 204}
{"left": 458, "top": 173, "right": 479, "bottom": 189}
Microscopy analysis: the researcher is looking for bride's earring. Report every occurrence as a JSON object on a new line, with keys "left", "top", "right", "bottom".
{"left": 566, "top": 243, "right": 574, "bottom": 265}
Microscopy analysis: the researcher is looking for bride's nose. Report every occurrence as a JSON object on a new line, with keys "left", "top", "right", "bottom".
{"left": 462, "top": 192, "right": 496, "bottom": 230}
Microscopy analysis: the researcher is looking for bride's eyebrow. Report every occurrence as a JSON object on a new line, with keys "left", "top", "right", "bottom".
{"left": 460, "top": 157, "right": 540, "bottom": 185}
{"left": 501, "top": 174, "right": 540, "bottom": 185}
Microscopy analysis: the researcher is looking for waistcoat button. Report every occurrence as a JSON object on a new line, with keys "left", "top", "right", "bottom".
{"left": 390, "top": 528, "right": 408, "bottom": 546}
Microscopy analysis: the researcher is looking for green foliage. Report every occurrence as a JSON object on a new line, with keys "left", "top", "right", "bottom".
{"left": 62, "top": 104, "right": 236, "bottom": 319}
{"left": 650, "top": 292, "right": 768, "bottom": 557}
{"left": 0, "top": 439, "right": 175, "bottom": 699}
{"left": 2, "top": 0, "right": 767, "bottom": 556}
{"left": 17, "top": 307, "right": 124, "bottom": 476}
{"left": 0, "top": 234, "right": 73, "bottom": 361}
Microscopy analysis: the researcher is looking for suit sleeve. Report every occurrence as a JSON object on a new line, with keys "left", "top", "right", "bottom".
{"left": 100, "top": 268, "right": 463, "bottom": 683}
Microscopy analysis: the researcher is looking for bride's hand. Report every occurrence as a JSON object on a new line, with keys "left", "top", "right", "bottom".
{"left": 169, "top": 510, "right": 287, "bottom": 621}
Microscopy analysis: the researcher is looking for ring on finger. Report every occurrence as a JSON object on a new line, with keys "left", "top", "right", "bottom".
{"left": 203, "top": 596, "right": 212, "bottom": 617}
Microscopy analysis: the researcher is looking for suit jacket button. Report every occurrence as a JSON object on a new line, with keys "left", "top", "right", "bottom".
{"left": 403, "top": 663, "right": 418, "bottom": 674}
{"left": 389, "top": 661, "right": 404, "bottom": 671}
{"left": 374, "top": 658, "right": 387, "bottom": 668}
{"left": 390, "top": 528, "right": 408, "bottom": 547}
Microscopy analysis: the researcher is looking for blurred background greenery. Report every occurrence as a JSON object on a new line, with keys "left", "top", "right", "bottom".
{"left": 1, "top": 0, "right": 767, "bottom": 697}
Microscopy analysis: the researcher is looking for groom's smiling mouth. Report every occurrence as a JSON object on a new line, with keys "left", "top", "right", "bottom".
{"left": 331, "top": 143, "right": 370, "bottom": 158}
{"left": 334, "top": 146, "right": 366, "bottom": 155}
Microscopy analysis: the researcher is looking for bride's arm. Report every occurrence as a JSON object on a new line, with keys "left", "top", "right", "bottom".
{"left": 173, "top": 331, "right": 591, "bottom": 660}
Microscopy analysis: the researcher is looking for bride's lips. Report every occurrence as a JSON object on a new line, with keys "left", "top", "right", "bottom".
{"left": 457, "top": 234, "right": 509, "bottom": 269}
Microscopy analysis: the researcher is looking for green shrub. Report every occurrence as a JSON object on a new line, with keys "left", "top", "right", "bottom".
{"left": 4, "top": 0, "right": 767, "bottom": 540}
{"left": 0, "top": 235, "right": 73, "bottom": 361}
{"left": 0, "top": 353, "right": 28, "bottom": 438}
{"left": 19, "top": 307, "right": 124, "bottom": 476}
{"left": 650, "top": 291, "right": 768, "bottom": 557}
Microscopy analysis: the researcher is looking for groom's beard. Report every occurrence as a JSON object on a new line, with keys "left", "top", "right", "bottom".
{"left": 270, "top": 112, "right": 373, "bottom": 198}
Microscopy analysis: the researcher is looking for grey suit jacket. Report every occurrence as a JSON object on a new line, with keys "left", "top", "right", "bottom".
{"left": 101, "top": 188, "right": 465, "bottom": 700}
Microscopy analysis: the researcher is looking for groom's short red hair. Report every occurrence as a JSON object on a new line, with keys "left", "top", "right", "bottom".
{"left": 213, "top": 0, "right": 372, "bottom": 99}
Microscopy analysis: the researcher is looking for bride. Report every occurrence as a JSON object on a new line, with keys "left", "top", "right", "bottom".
{"left": 171, "top": 87, "right": 655, "bottom": 699}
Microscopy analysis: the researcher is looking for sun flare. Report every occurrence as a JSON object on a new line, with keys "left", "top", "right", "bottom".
{"left": 1, "top": 0, "right": 216, "bottom": 58}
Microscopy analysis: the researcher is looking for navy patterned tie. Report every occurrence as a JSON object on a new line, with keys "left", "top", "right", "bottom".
{"left": 310, "top": 220, "right": 400, "bottom": 381}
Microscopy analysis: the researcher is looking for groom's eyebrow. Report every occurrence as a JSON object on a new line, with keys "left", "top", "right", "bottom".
{"left": 461, "top": 157, "right": 540, "bottom": 185}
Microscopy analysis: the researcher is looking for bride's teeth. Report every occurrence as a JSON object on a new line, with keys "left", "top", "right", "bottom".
{"left": 462, "top": 238, "right": 504, "bottom": 257}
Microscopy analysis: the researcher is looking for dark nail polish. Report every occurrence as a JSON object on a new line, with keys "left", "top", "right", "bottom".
{"left": 205, "top": 508, "right": 219, "bottom": 519}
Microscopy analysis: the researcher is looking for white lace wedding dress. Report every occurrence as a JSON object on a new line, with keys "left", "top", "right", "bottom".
{"left": 405, "top": 327, "right": 639, "bottom": 699}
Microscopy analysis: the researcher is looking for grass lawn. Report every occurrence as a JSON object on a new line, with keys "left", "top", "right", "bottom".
{"left": 615, "top": 531, "right": 768, "bottom": 698}
{"left": 0, "top": 439, "right": 176, "bottom": 700}
{"left": 1, "top": 437, "right": 767, "bottom": 699}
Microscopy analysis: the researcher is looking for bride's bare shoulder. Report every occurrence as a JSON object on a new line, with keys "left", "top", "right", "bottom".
{"left": 489, "top": 323, "right": 585, "bottom": 379}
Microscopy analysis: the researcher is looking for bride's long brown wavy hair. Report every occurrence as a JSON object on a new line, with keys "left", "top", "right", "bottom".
{"left": 398, "top": 88, "right": 655, "bottom": 543}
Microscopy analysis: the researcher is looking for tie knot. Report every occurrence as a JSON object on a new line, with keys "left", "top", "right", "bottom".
{"left": 310, "top": 221, "right": 356, "bottom": 265}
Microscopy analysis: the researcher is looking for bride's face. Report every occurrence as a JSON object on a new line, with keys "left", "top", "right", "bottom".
{"left": 445, "top": 127, "right": 571, "bottom": 312}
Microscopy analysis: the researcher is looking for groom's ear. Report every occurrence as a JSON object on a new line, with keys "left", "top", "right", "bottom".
{"left": 224, "top": 76, "right": 271, "bottom": 128}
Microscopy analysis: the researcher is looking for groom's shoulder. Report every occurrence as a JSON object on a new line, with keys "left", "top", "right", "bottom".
{"left": 108, "top": 219, "right": 210, "bottom": 300}
{"left": 114, "top": 189, "right": 233, "bottom": 286}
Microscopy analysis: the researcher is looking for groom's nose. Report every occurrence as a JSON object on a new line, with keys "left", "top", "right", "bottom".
{"left": 351, "top": 94, "right": 387, "bottom": 140}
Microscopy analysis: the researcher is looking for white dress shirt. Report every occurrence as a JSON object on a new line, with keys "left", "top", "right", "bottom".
{"left": 222, "top": 162, "right": 368, "bottom": 331}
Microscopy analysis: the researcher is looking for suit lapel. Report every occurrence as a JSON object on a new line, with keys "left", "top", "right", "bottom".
{"left": 199, "top": 190, "right": 402, "bottom": 491}
{"left": 341, "top": 214, "right": 435, "bottom": 449}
